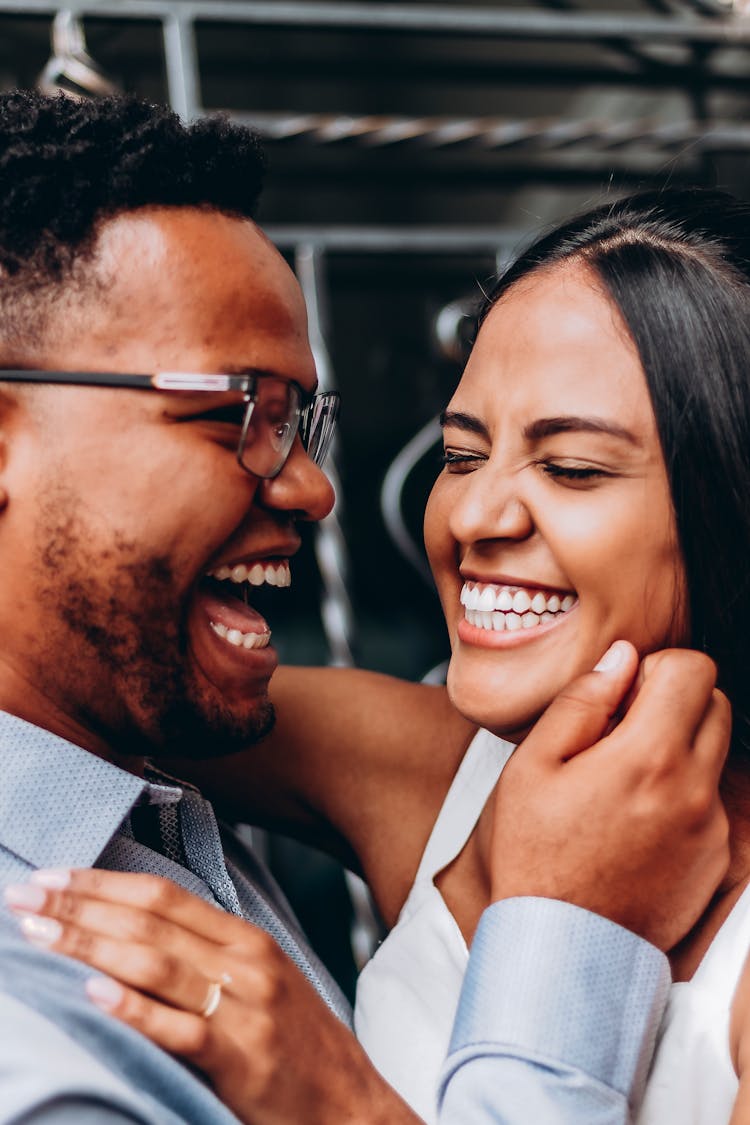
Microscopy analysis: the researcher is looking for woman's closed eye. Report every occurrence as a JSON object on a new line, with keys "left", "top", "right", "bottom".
{"left": 441, "top": 449, "right": 488, "bottom": 472}
{"left": 539, "top": 460, "right": 610, "bottom": 485}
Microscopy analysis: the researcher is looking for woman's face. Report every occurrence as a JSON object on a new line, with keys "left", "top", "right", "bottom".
{"left": 424, "top": 260, "right": 687, "bottom": 739}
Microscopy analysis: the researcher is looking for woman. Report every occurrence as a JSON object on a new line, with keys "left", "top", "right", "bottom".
{"left": 9, "top": 187, "right": 750, "bottom": 1123}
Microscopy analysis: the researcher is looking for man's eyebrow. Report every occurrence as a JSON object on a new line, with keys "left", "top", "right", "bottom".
{"left": 221, "top": 365, "right": 319, "bottom": 395}
{"left": 439, "top": 410, "right": 490, "bottom": 439}
{"left": 523, "top": 416, "right": 641, "bottom": 445}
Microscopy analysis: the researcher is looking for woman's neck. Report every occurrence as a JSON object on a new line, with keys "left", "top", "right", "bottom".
{"left": 669, "top": 762, "right": 750, "bottom": 981}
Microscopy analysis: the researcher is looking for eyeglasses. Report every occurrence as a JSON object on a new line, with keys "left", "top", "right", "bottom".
{"left": 0, "top": 369, "right": 340, "bottom": 479}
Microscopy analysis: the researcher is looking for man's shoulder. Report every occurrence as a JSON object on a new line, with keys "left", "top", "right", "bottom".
{"left": 0, "top": 930, "right": 240, "bottom": 1124}
{"left": 0, "top": 989, "right": 160, "bottom": 1122}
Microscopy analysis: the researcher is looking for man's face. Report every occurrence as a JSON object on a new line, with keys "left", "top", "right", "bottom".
{"left": 0, "top": 208, "right": 334, "bottom": 763}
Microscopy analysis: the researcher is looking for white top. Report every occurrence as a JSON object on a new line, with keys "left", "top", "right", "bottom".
{"left": 354, "top": 728, "right": 514, "bottom": 1123}
{"left": 355, "top": 725, "right": 750, "bottom": 1125}
{"left": 636, "top": 882, "right": 750, "bottom": 1124}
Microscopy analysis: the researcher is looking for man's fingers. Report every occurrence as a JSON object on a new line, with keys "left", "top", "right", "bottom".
{"left": 690, "top": 688, "right": 732, "bottom": 782}
{"left": 614, "top": 649, "right": 720, "bottom": 758}
{"left": 520, "top": 640, "right": 639, "bottom": 764}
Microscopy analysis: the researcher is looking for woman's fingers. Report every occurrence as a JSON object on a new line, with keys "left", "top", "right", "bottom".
{"left": 5, "top": 875, "right": 286, "bottom": 1025}
{"left": 25, "top": 869, "right": 253, "bottom": 946}
{"left": 8, "top": 884, "right": 188, "bottom": 949}
{"left": 15, "top": 913, "right": 225, "bottom": 1016}
{"left": 3, "top": 881, "right": 244, "bottom": 989}
{"left": 85, "top": 975, "right": 218, "bottom": 1063}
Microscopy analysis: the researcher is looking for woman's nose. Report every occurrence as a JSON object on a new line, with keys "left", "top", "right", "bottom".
{"left": 449, "top": 470, "right": 534, "bottom": 545}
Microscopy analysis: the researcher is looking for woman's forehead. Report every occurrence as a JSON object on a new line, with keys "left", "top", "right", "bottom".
{"left": 457, "top": 261, "right": 651, "bottom": 425}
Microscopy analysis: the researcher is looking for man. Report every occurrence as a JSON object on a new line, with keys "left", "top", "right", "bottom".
{"left": 0, "top": 90, "right": 729, "bottom": 1123}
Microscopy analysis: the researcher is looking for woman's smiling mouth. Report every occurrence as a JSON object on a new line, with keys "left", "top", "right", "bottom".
{"left": 458, "top": 580, "right": 578, "bottom": 647}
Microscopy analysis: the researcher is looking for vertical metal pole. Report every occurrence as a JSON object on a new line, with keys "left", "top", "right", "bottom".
{"left": 295, "top": 244, "right": 379, "bottom": 963}
{"left": 162, "top": 8, "right": 200, "bottom": 120}
{"left": 295, "top": 242, "right": 355, "bottom": 668}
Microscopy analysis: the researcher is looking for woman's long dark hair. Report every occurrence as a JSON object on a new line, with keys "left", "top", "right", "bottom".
{"left": 481, "top": 188, "right": 750, "bottom": 765}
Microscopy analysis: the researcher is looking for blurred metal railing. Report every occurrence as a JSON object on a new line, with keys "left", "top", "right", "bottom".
{"left": 4, "top": 1, "right": 750, "bottom": 122}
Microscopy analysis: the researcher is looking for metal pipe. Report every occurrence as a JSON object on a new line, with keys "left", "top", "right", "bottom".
{"left": 380, "top": 416, "right": 442, "bottom": 587}
{"left": 162, "top": 9, "right": 200, "bottom": 121}
{"left": 294, "top": 243, "right": 356, "bottom": 669}
{"left": 268, "top": 226, "right": 526, "bottom": 255}
{"left": 1, "top": 2, "right": 750, "bottom": 46}
{"left": 240, "top": 109, "right": 750, "bottom": 154}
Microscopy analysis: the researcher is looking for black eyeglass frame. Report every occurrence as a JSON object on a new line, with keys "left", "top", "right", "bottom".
{"left": 0, "top": 369, "right": 340, "bottom": 480}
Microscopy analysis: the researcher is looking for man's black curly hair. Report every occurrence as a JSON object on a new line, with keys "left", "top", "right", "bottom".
{"left": 0, "top": 89, "right": 266, "bottom": 286}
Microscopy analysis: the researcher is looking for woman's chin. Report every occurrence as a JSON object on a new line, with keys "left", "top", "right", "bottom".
{"left": 446, "top": 670, "right": 549, "bottom": 743}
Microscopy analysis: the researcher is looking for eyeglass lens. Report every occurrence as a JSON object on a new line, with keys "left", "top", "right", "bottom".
{"left": 238, "top": 375, "right": 339, "bottom": 479}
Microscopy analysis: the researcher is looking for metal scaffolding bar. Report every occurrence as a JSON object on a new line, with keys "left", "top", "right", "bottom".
{"left": 162, "top": 9, "right": 200, "bottom": 121}
{"left": 266, "top": 225, "right": 527, "bottom": 254}
{"left": 1, "top": 1, "right": 750, "bottom": 47}
{"left": 241, "top": 110, "right": 750, "bottom": 153}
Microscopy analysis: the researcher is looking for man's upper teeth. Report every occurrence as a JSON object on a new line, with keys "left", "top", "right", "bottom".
{"left": 460, "top": 582, "right": 575, "bottom": 615}
{"left": 209, "top": 561, "right": 291, "bottom": 588}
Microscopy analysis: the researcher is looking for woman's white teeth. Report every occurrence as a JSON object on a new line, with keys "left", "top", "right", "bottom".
{"left": 208, "top": 561, "right": 291, "bottom": 588}
{"left": 512, "top": 589, "right": 531, "bottom": 614}
{"left": 210, "top": 621, "right": 271, "bottom": 649}
{"left": 478, "top": 587, "right": 495, "bottom": 612}
{"left": 461, "top": 581, "right": 577, "bottom": 633}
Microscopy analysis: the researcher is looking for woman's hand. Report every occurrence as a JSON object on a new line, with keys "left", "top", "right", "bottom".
{"left": 4, "top": 869, "right": 417, "bottom": 1125}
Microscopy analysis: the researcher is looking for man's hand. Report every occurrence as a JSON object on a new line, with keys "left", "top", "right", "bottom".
{"left": 490, "top": 641, "right": 731, "bottom": 950}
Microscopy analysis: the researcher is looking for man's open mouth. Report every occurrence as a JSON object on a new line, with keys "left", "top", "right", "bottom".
{"left": 200, "top": 560, "right": 291, "bottom": 651}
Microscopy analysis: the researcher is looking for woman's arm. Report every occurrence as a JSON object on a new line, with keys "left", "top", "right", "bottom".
{"left": 731, "top": 951, "right": 750, "bottom": 1123}
{"left": 170, "top": 666, "right": 475, "bottom": 927}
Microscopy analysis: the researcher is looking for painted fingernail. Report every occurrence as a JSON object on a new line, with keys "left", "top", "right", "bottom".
{"left": 19, "top": 914, "right": 62, "bottom": 947}
{"left": 31, "top": 868, "right": 71, "bottom": 890}
{"left": 595, "top": 641, "right": 627, "bottom": 673}
{"left": 4, "top": 883, "right": 46, "bottom": 912}
{"left": 86, "top": 976, "right": 124, "bottom": 1011}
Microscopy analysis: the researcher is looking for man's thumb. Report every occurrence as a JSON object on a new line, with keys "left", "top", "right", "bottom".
{"left": 522, "top": 640, "right": 639, "bottom": 763}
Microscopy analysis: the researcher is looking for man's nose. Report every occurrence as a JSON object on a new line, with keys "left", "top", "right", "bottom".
{"left": 256, "top": 436, "right": 336, "bottom": 522}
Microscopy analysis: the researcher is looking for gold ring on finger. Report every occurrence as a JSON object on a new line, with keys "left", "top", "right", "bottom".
{"left": 199, "top": 972, "right": 232, "bottom": 1019}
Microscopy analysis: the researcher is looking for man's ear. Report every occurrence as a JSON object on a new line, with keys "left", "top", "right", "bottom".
{"left": 0, "top": 386, "right": 18, "bottom": 514}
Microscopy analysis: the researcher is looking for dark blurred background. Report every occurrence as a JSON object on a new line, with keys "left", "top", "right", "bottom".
{"left": 6, "top": 0, "right": 750, "bottom": 997}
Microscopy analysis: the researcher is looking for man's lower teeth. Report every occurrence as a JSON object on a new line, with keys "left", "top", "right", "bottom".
{"left": 210, "top": 621, "right": 270, "bottom": 649}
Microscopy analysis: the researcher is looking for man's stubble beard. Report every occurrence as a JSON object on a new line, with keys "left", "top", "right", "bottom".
{"left": 33, "top": 488, "right": 275, "bottom": 761}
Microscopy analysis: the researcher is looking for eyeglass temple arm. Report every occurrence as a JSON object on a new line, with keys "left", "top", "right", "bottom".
{"left": 0, "top": 371, "right": 253, "bottom": 393}
{"left": 0, "top": 370, "right": 155, "bottom": 389}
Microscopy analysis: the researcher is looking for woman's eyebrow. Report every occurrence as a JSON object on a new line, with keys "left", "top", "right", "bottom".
{"left": 524, "top": 415, "right": 641, "bottom": 445}
{"left": 439, "top": 410, "right": 490, "bottom": 439}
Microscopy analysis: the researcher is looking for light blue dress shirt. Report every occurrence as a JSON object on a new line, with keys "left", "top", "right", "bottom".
{"left": 440, "top": 898, "right": 670, "bottom": 1123}
{"left": 0, "top": 709, "right": 669, "bottom": 1122}
{"left": 0, "top": 709, "right": 348, "bottom": 1123}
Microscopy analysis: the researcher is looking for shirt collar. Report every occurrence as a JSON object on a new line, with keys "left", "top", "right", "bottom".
{"left": 0, "top": 710, "right": 183, "bottom": 870}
